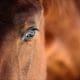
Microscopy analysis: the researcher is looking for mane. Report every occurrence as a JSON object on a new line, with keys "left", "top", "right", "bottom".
{"left": 15, "top": 0, "right": 42, "bottom": 14}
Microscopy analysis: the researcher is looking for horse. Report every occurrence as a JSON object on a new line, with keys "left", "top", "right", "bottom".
{"left": 0, "top": 0, "right": 80, "bottom": 80}
{"left": 0, "top": 0, "right": 46, "bottom": 80}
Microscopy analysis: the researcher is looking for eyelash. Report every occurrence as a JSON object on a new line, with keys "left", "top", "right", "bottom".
{"left": 21, "top": 26, "right": 39, "bottom": 42}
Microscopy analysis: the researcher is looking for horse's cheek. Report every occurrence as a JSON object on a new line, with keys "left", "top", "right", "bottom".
{"left": 0, "top": 37, "right": 46, "bottom": 80}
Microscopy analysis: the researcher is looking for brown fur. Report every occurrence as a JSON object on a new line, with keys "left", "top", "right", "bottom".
{"left": 0, "top": 0, "right": 46, "bottom": 80}
{"left": 1, "top": 0, "right": 80, "bottom": 80}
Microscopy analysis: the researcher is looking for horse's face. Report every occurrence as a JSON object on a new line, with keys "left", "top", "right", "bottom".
{"left": 0, "top": 0, "right": 46, "bottom": 80}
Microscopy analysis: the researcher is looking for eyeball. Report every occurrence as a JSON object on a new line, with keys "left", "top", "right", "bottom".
{"left": 21, "top": 26, "right": 39, "bottom": 42}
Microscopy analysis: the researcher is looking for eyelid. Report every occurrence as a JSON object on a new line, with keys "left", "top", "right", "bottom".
{"left": 22, "top": 26, "right": 39, "bottom": 36}
{"left": 26, "top": 26, "right": 39, "bottom": 31}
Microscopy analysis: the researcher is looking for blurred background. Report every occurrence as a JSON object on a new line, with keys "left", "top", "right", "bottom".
{"left": 44, "top": 0, "right": 80, "bottom": 80}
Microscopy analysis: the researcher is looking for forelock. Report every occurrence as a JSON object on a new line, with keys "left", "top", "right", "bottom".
{"left": 15, "top": 0, "right": 42, "bottom": 13}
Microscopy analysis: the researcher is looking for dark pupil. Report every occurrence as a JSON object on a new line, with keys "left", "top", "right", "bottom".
{"left": 26, "top": 31, "right": 34, "bottom": 38}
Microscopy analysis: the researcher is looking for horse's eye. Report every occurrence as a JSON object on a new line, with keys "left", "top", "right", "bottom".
{"left": 21, "top": 27, "right": 39, "bottom": 41}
